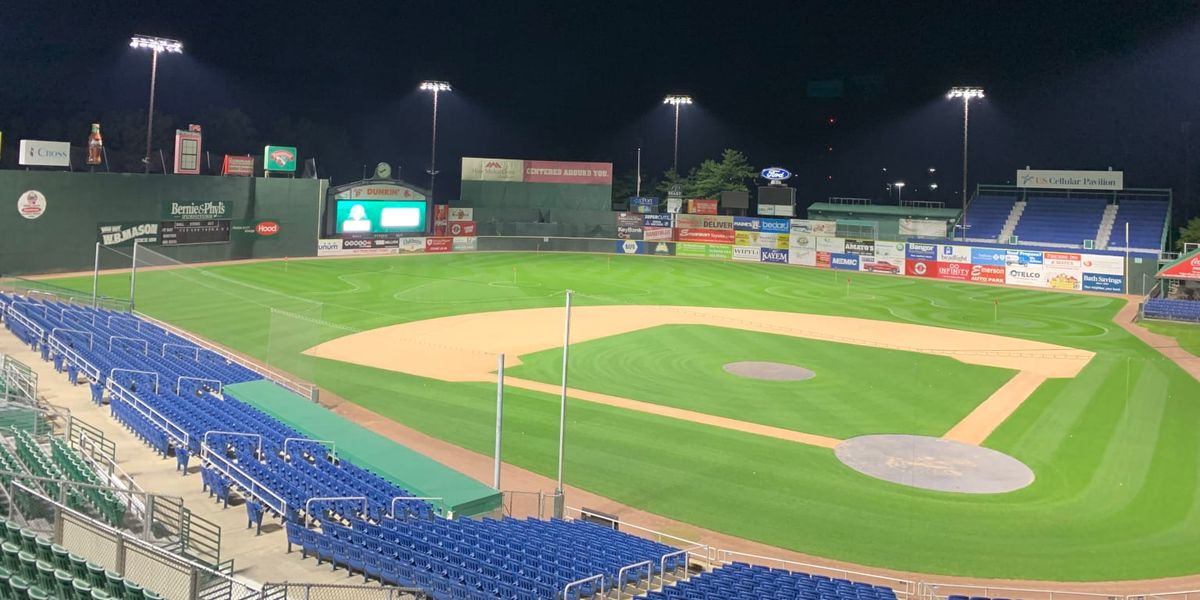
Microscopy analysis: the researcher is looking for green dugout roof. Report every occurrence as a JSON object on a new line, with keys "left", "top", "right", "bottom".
{"left": 807, "top": 203, "right": 963, "bottom": 219}
{"left": 224, "top": 380, "right": 501, "bottom": 517}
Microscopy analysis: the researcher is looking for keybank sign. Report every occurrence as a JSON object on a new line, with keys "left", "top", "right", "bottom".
{"left": 18, "top": 140, "right": 70, "bottom": 167}
{"left": 164, "top": 200, "right": 232, "bottom": 219}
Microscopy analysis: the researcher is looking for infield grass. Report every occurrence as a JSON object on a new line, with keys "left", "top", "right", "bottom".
{"left": 48, "top": 253, "right": 1200, "bottom": 581}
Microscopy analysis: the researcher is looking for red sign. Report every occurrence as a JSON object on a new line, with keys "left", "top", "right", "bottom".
{"left": 688, "top": 199, "right": 719, "bottom": 215}
{"left": 222, "top": 155, "right": 254, "bottom": 177}
{"left": 816, "top": 251, "right": 831, "bottom": 269}
{"left": 523, "top": 160, "right": 613, "bottom": 185}
{"left": 448, "top": 221, "right": 476, "bottom": 237}
{"left": 425, "top": 237, "right": 453, "bottom": 253}
{"left": 675, "top": 227, "right": 735, "bottom": 244}
{"left": 905, "top": 259, "right": 936, "bottom": 277}
{"left": 936, "top": 261, "right": 972, "bottom": 281}
{"left": 433, "top": 205, "right": 449, "bottom": 236}
{"left": 1159, "top": 252, "right": 1200, "bottom": 281}
{"left": 255, "top": 221, "right": 280, "bottom": 236}
{"left": 969, "top": 264, "right": 1006, "bottom": 284}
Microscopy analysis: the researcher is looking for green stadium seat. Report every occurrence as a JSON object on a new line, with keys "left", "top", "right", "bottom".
{"left": 33, "top": 538, "right": 51, "bottom": 564}
{"left": 67, "top": 554, "right": 87, "bottom": 581}
{"left": 71, "top": 578, "right": 92, "bottom": 600}
{"left": 17, "top": 530, "right": 36, "bottom": 555}
{"left": 17, "top": 551, "right": 36, "bottom": 580}
{"left": 8, "top": 576, "right": 28, "bottom": 598}
{"left": 103, "top": 571, "right": 122, "bottom": 596}
{"left": 85, "top": 562, "right": 104, "bottom": 589}
{"left": 50, "top": 546, "right": 69, "bottom": 572}
{"left": 27, "top": 585, "right": 48, "bottom": 599}
{"left": 1, "top": 543, "right": 19, "bottom": 573}
{"left": 54, "top": 569, "right": 74, "bottom": 600}
{"left": 34, "top": 560, "right": 55, "bottom": 595}
{"left": 121, "top": 578, "right": 143, "bottom": 598}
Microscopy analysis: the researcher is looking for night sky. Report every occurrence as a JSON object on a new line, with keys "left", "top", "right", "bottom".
{"left": 3, "top": 1, "right": 1200, "bottom": 221}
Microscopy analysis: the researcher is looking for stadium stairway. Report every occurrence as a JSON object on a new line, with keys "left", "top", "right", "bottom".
{"left": 0, "top": 326, "right": 358, "bottom": 588}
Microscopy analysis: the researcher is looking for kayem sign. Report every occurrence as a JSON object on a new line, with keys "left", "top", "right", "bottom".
{"left": 1017, "top": 169, "right": 1123, "bottom": 191}
{"left": 19, "top": 140, "right": 70, "bottom": 167}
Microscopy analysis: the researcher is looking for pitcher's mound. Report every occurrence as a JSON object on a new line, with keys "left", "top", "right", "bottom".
{"left": 723, "top": 361, "right": 815, "bottom": 381}
{"left": 835, "top": 434, "right": 1034, "bottom": 494}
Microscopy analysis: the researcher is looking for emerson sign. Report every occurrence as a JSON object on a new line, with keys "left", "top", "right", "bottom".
{"left": 1017, "top": 169, "right": 1123, "bottom": 191}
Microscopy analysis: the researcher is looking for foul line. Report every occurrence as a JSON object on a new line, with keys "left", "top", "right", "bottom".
{"left": 941, "top": 371, "right": 1047, "bottom": 445}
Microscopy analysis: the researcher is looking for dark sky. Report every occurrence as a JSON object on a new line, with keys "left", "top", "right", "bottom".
{"left": 3, "top": 1, "right": 1200, "bottom": 219}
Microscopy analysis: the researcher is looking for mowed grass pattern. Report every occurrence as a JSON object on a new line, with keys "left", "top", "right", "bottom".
{"left": 506, "top": 324, "right": 1015, "bottom": 439}
{"left": 55, "top": 253, "right": 1200, "bottom": 580}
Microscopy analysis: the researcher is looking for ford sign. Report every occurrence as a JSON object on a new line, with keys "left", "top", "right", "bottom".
{"left": 761, "top": 167, "right": 792, "bottom": 181}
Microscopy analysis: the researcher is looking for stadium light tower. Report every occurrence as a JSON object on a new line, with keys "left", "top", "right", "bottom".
{"left": 420, "top": 81, "right": 452, "bottom": 199}
{"left": 894, "top": 181, "right": 906, "bottom": 204}
{"left": 663, "top": 94, "right": 693, "bottom": 174}
{"left": 947, "top": 86, "right": 985, "bottom": 239}
{"left": 130, "top": 35, "right": 183, "bottom": 174}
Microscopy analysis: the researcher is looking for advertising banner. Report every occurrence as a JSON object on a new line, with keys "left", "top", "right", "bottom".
{"left": 676, "top": 228, "right": 735, "bottom": 244}
{"left": 789, "top": 248, "right": 816, "bottom": 266}
{"left": 18, "top": 140, "right": 70, "bottom": 167}
{"left": 629, "top": 197, "right": 658, "bottom": 214}
{"left": 524, "top": 160, "right": 613, "bottom": 185}
{"left": 1046, "top": 270, "right": 1082, "bottom": 290}
{"left": 163, "top": 200, "right": 231, "bottom": 220}
{"left": 789, "top": 232, "right": 815, "bottom": 249}
{"left": 969, "top": 264, "right": 1006, "bottom": 285}
{"left": 817, "top": 236, "right": 846, "bottom": 253}
{"left": 906, "top": 259, "right": 936, "bottom": 277}
{"left": 675, "top": 214, "right": 733, "bottom": 230}
{"left": 790, "top": 219, "right": 837, "bottom": 235}
{"left": 614, "top": 240, "right": 645, "bottom": 254}
{"left": 339, "top": 237, "right": 378, "bottom": 251}
{"left": 831, "top": 253, "right": 860, "bottom": 271}
{"left": 760, "top": 218, "right": 790, "bottom": 233}
{"left": 760, "top": 248, "right": 789, "bottom": 264}
{"left": 316, "top": 238, "right": 396, "bottom": 257}
{"left": 971, "top": 247, "right": 1008, "bottom": 266}
{"left": 461, "top": 157, "right": 524, "bottom": 182}
{"left": 706, "top": 244, "right": 733, "bottom": 259}
{"left": 643, "top": 213, "right": 673, "bottom": 228}
{"left": 173, "top": 128, "right": 202, "bottom": 175}
{"left": 734, "top": 216, "right": 762, "bottom": 231}
{"left": 861, "top": 257, "right": 904, "bottom": 275}
{"left": 938, "top": 244, "right": 971, "bottom": 264}
{"left": 906, "top": 242, "right": 937, "bottom": 261}
{"left": 1006, "top": 263, "right": 1046, "bottom": 287}
{"left": 449, "top": 207, "right": 473, "bottom": 221}
{"left": 1043, "top": 251, "right": 1082, "bottom": 270}
{"left": 647, "top": 241, "right": 675, "bottom": 256}
{"left": 335, "top": 184, "right": 426, "bottom": 200}
{"left": 688, "top": 199, "right": 719, "bottom": 215}
{"left": 1156, "top": 253, "right": 1200, "bottom": 280}
{"left": 844, "top": 239, "right": 875, "bottom": 256}
{"left": 16, "top": 190, "right": 46, "bottom": 220}
{"left": 424, "top": 237, "right": 453, "bottom": 253}
{"left": 644, "top": 226, "right": 673, "bottom": 241}
{"left": 1017, "top": 169, "right": 1123, "bottom": 191}
{"left": 1006, "top": 250, "right": 1044, "bottom": 267}
{"left": 936, "top": 261, "right": 973, "bottom": 281}
{"left": 732, "top": 246, "right": 762, "bottom": 262}
{"left": 666, "top": 198, "right": 683, "bottom": 213}
{"left": 448, "top": 221, "right": 477, "bottom": 237}
{"left": 675, "top": 242, "right": 708, "bottom": 258}
{"left": 617, "top": 225, "right": 644, "bottom": 240}
{"left": 263, "top": 146, "right": 297, "bottom": 173}
{"left": 222, "top": 155, "right": 254, "bottom": 177}
{"left": 758, "top": 233, "right": 787, "bottom": 249}
{"left": 399, "top": 237, "right": 426, "bottom": 253}
{"left": 1083, "top": 272, "right": 1124, "bottom": 292}
{"left": 898, "top": 218, "right": 948, "bottom": 237}
{"left": 616, "top": 212, "right": 644, "bottom": 227}
{"left": 816, "top": 251, "right": 832, "bottom": 268}
{"left": 758, "top": 204, "right": 795, "bottom": 217}
{"left": 452, "top": 237, "right": 478, "bottom": 252}
{"left": 734, "top": 231, "right": 761, "bottom": 247}
{"left": 433, "top": 205, "right": 449, "bottom": 236}
{"left": 98, "top": 222, "right": 160, "bottom": 247}
{"left": 874, "top": 241, "right": 907, "bottom": 261}
{"left": 1081, "top": 253, "right": 1125, "bottom": 275}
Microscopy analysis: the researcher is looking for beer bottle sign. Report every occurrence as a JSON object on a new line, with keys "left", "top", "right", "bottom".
{"left": 86, "top": 123, "right": 103, "bottom": 166}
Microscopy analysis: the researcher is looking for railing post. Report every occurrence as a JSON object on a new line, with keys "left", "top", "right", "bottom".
{"left": 144, "top": 494, "right": 155, "bottom": 541}
{"left": 114, "top": 534, "right": 126, "bottom": 575}
{"left": 188, "top": 567, "right": 200, "bottom": 600}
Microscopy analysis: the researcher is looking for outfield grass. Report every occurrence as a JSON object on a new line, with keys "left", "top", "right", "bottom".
{"left": 51, "top": 253, "right": 1200, "bottom": 580}
{"left": 506, "top": 324, "right": 1015, "bottom": 439}
{"left": 1140, "top": 320, "right": 1200, "bottom": 357}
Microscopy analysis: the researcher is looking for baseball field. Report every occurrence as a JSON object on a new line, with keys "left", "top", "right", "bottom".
{"left": 51, "top": 252, "right": 1200, "bottom": 581}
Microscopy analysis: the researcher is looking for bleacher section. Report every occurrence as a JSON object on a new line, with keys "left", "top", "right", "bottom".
{"left": 1012, "top": 196, "right": 1107, "bottom": 247}
{"left": 961, "top": 195, "right": 1016, "bottom": 241}
{"left": 1143, "top": 298, "right": 1200, "bottom": 323}
{"left": 6, "top": 429, "right": 127, "bottom": 528}
{"left": 1110, "top": 200, "right": 1170, "bottom": 250}
{"left": 643, "top": 562, "right": 898, "bottom": 600}
{"left": 0, "top": 294, "right": 699, "bottom": 598}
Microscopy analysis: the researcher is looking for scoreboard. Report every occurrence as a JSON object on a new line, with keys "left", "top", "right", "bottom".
{"left": 159, "top": 220, "right": 231, "bottom": 245}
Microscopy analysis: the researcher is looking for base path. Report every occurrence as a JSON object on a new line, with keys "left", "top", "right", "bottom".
{"left": 307, "top": 306, "right": 1094, "bottom": 448}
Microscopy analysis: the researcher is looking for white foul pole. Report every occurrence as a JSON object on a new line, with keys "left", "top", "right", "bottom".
{"left": 554, "top": 290, "right": 573, "bottom": 517}
{"left": 91, "top": 242, "right": 101, "bottom": 308}
{"left": 129, "top": 241, "right": 139, "bottom": 311}
{"left": 493, "top": 353, "right": 505, "bottom": 489}
{"left": 1124, "top": 221, "right": 1130, "bottom": 295}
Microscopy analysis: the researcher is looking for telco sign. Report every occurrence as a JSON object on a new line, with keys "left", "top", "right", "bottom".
{"left": 761, "top": 167, "right": 792, "bottom": 181}
{"left": 19, "top": 140, "right": 70, "bottom": 167}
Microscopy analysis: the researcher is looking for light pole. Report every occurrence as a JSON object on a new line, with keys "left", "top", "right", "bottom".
{"left": 894, "top": 181, "right": 906, "bottom": 204}
{"left": 420, "top": 80, "right": 452, "bottom": 200}
{"left": 947, "top": 86, "right": 984, "bottom": 239}
{"left": 663, "top": 94, "right": 692, "bottom": 174}
{"left": 130, "top": 35, "right": 183, "bottom": 174}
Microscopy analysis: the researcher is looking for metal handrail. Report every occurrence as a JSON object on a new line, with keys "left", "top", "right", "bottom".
{"left": 615, "top": 559, "right": 652, "bottom": 600}
{"left": 108, "top": 368, "right": 159, "bottom": 394}
{"left": 106, "top": 380, "right": 189, "bottom": 448}
{"left": 203, "top": 431, "right": 262, "bottom": 458}
{"left": 659, "top": 548, "right": 695, "bottom": 590}
{"left": 387, "top": 496, "right": 446, "bottom": 518}
{"left": 4, "top": 305, "right": 45, "bottom": 339}
{"left": 108, "top": 336, "right": 148, "bottom": 354}
{"left": 48, "top": 338, "right": 100, "bottom": 381}
{"left": 200, "top": 442, "right": 288, "bottom": 516}
{"left": 161, "top": 342, "right": 198, "bottom": 359}
{"left": 283, "top": 437, "right": 336, "bottom": 460}
{"left": 717, "top": 549, "right": 915, "bottom": 598}
{"left": 177, "top": 376, "right": 222, "bottom": 395}
{"left": 51, "top": 327, "right": 94, "bottom": 350}
{"left": 106, "top": 314, "right": 141, "bottom": 331}
{"left": 562, "top": 573, "right": 605, "bottom": 600}
{"left": 305, "top": 496, "right": 367, "bottom": 527}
